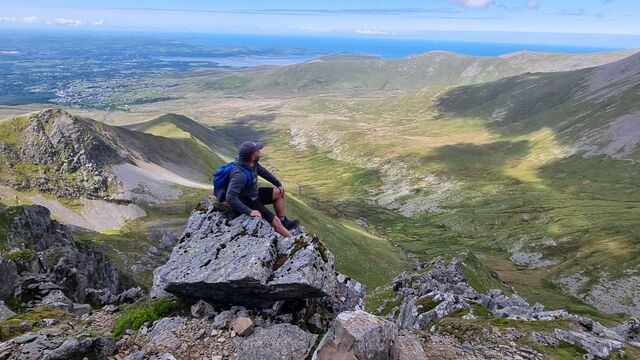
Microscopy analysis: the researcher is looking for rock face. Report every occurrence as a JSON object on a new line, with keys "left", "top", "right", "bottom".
{"left": 153, "top": 204, "right": 348, "bottom": 307}
{"left": 0, "top": 205, "right": 139, "bottom": 308}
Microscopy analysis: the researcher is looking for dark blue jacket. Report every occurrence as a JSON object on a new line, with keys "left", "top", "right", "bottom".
{"left": 226, "top": 158, "right": 282, "bottom": 215}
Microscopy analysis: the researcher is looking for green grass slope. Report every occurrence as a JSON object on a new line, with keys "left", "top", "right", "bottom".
{"left": 198, "top": 49, "right": 636, "bottom": 96}
{"left": 123, "top": 113, "right": 237, "bottom": 158}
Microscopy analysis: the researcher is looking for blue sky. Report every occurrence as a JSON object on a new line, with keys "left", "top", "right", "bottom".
{"left": 1, "top": 1, "right": 639, "bottom": 42}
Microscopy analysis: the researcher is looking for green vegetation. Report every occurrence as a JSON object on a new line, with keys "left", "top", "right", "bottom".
{"left": 0, "top": 115, "right": 28, "bottom": 145}
{"left": 202, "top": 76, "right": 251, "bottom": 91}
{"left": 461, "top": 253, "right": 512, "bottom": 295}
{"left": 0, "top": 307, "right": 70, "bottom": 341}
{"left": 0, "top": 206, "right": 22, "bottom": 247}
{"left": 3, "top": 248, "right": 35, "bottom": 263}
{"left": 112, "top": 297, "right": 188, "bottom": 338}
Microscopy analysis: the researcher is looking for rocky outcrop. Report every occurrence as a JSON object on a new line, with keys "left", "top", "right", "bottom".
{"left": 152, "top": 202, "right": 363, "bottom": 310}
{"left": 554, "top": 329, "right": 623, "bottom": 358}
{"left": 0, "top": 205, "right": 140, "bottom": 309}
{"left": 377, "top": 254, "right": 638, "bottom": 359}
{"left": 0, "top": 109, "right": 121, "bottom": 199}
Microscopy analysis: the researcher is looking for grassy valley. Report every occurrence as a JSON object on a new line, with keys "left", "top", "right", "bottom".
{"left": 2, "top": 48, "right": 639, "bottom": 330}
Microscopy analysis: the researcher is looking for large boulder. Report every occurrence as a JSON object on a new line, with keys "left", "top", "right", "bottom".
{"left": 153, "top": 207, "right": 338, "bottom": 307}
{"left": 313, "top": 310, "right": 400, "bottom": 360}
{"left": 233, "top": 323, "right": 317, "bottom": 360}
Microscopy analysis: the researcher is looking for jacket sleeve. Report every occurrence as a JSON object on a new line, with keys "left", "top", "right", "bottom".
{"left": 257, "top": 163, "right": 282, "bottom": 187}
{"left": 226, "top": 171, "right": 252, "bottom": 215}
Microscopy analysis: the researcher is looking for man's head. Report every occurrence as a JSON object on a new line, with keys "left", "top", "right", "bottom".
{"left": 238, "top": 141, "right": 264, "bottom": 162}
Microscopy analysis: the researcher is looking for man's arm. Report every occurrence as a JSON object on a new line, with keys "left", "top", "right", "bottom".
{"left": 257, "top": 163, "right": 282, "bottom": 187}
{"left": 226, "top": 172, "right": 252, "bottom": 215}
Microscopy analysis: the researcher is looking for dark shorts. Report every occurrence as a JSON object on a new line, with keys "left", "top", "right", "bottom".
{"left": 239, "top": 187, "right": 276, "bottom": 223}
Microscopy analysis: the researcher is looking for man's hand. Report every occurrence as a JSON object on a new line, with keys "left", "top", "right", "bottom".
{"left": 249, "top": 210, "right": 262, "bottom": 217}
{"left": 277, "top": 186, "right": 286, "bottom": 198}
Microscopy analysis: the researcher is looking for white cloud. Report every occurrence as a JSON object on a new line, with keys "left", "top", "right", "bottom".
{"left": 22, "top": 16, "right": 40, "bottom": 24}
{"left": 453, "top": 0, "right": 494, "bottom": 8}
{"left": 355, "top": 29, "right": 402, "bottom": 36}
{"left": 290, "top": 26, "right": 333, "bottom": 33}
{"left": 0, "top": 16, "right": 17, "bottom": 23}
{"left": 526, "top": 0, "right": 540, "bottom": 10}
{"left": 93, "top": 19, "right": 105, "bottom": 26}
{"left": 55, "top": 17, "right": 84, "bottom": 26}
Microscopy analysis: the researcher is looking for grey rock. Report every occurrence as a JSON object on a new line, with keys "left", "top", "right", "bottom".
{"left": 1, "top": 205, "right": 130, "bottom": 305}
{"left": 91, "top": 336, "right": 117, "bottom": 358}
{"left": 529, "top": 331, "right": 560, "bottom": 346}
{"left": 103, "top": 304, "right": 117, "bottom": 313}
{"left": 148, "top": 354, "right": 177, "bottom": 360}
{"left": 395, "top": 332, "right": 427, "bottom": 360}
{"left": 0, "top": 300, "right": 15, "bottom": 321}
{"left": 614, "top": 317, "right": 640, "bottom": 345}
{"left": 42, "top": 337, "right": 92, "bottom": 360}
{"left": 149, "top": 259, "right": 177, "bottom": 301}
{"left": 143, "top": 317, "right": 186, "bottom": 351}
{"left": 193, "top": 328, "right": 207, "bottom": 340}
{"left": 41, "top": 290, "right": 74, "bottom": 311}
{"left": 154, "top": 210, "right": 337, "bottom": 307}
{"left": 213, "top": 309, "right": 237, "bottom": 329}
{"left": 0, "top": 255, "right": 18, "bottom": 300}
{"left": 123, "top": 350, "right": 146, "bottom": 360}
{"left": 554, "top": 329, "right": 622, "bottom": 358}
{"left": 71, "top": 303, "right": 92, "bottom": 317}
{"left": 18, "top": 337, "right": 64, "bottom": 360}
{"left": 234, "top": 323, "right": 317, "bottom": 360}
{"left": 147, "top": 317, "right": 186, "bottom": 337}
{"left": 39, "top": 318, "right": 57, "bottom": 326}
{"left": 307, "top": 312, "right": 324, "bottom": 332}
{"left": 0, "top": 341, "right": 14, "bottom": 360}
{"left": 397, "top": 292, "right": 468, "bottom": 330}
{"left": 318, "top": 272, "right": 366, "bottom": 314}
{"left": 14, "top": 332, "right": 39, "bottom": 344}
{"left": 313, "top": 310, "right": 399, "bottom": 360}
{"left": 191, "top": 299, "right": 216, "bottom": 319}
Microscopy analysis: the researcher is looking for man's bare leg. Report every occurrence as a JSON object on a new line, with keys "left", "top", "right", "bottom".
{"left": 271, "top": 217, "right": 292, "bottom": 237}
{"left": 272, "top": 188, "right": 285, "bottom": 218}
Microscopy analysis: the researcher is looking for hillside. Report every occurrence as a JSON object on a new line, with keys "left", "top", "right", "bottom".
{"left": 0, "top": 109, "right": 226, "bottom": 231}
{"left": 206, "top": 51, "right": 640, "bottom": 321}
{"left": 198, "top": 49, "right": 637, "bottom": 96}
{"left": 0, "top": 109, "right": 409, "bottom": 290}
{"left": 123, "top": 113, "right": 237, "bottom": 158}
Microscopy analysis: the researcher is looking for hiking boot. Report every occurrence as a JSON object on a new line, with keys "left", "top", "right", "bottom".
{"left": 280, "top": 216, "right": 299, "bottom": 230}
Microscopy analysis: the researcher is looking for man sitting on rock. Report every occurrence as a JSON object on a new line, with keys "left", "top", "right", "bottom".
{"left": 226, "top": 141, "right": 299, "bottom": 237}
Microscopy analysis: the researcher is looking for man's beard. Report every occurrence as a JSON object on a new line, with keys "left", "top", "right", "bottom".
{"left": 254, "top": 156, "right": 260, "bottom": 162}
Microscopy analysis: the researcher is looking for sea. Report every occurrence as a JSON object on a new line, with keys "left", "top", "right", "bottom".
{"left": 0, "top": 28, "right": 635, "bottom": 68}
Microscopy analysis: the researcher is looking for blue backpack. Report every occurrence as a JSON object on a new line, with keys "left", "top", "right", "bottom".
{"left": 212, "top": 161, "right": 253, "bottom": 202}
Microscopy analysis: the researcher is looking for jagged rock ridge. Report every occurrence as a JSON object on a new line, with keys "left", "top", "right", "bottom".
{"left": 152, "top": 199, "right": 364, "bottom": 310}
